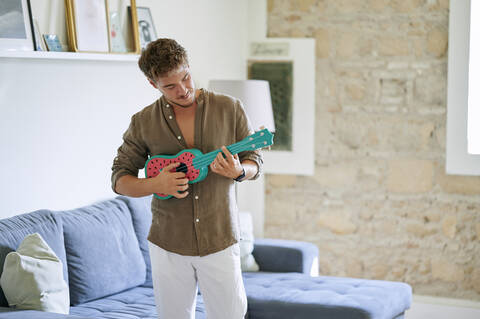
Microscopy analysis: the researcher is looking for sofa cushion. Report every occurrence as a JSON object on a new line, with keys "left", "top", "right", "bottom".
{"left": 116, "top": 195, "right": 153, "bottom": 287}
{"left": 243, "top": 272, "right": 412, "bottom": 319}
{"left": 239, "top": 211, "right": 259, "bottom": 272}
{"left": 69, "top": 286, "right": 206, "bottom": 319}
{"left": 59, "top": 199, "right": 146, "bottom": 305}
{"left": 0, "top": 209, "right": 67, "bottom": 307}
{"left": 0, "top": 233, "right": 69, "bottom": 314}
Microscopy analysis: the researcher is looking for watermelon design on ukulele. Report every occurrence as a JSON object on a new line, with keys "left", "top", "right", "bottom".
{"left": 145, "top": 128, "right": 274, "bottom": 200}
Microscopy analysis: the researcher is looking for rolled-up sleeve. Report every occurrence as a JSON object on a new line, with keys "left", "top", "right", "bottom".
{"left": 111, "top": 114, "right": 149, "bottom": 194}
{"left": 235, "top": 100, "right": 264, "bottom": 180}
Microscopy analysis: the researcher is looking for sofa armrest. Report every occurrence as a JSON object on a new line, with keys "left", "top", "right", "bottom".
{"left": 252, "top": 238, "right": 319, "bottom": 275}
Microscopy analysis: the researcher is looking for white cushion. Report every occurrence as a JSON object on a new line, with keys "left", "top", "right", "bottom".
{"left": 239, "top": 212, "right": 259, "bottom": 272}
{"left": 0, "top": 233, "right": 69, "bottom": 314}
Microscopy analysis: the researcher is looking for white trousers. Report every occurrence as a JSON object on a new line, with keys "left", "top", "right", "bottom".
{"left": 148, "top": 242, "right": 247, "bottom": 319}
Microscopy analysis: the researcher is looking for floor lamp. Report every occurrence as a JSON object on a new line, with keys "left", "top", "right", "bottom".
{"left": 208, "top": 80, "right": 275, "bottom": 238}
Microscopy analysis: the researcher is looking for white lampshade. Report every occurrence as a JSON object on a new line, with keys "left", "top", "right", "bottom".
{"left": 209, "top": 80, "right": 275, "bottom": 132}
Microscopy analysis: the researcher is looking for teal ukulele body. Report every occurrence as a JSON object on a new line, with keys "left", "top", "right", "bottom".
{"left": 145, "top": 129, "right": 274, "bottom": 200}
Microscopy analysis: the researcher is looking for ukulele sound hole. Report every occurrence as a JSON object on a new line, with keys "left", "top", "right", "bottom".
{"left": 176, "top": 162, "right": 188, "bottom": 173}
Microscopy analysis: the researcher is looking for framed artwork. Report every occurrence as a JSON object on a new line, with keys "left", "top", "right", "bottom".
{"left": 65, "top": 0, "right": 110, "bottom": 53}
{"left": 248, "top": 38, "right": 316, "bottom": 176}
{"left": 0, "top": 0, "right": 34, "bottom": 51}
{"left": 108, "top": 0, "right": 140, "bottom": 54}
{"left": 32, "top": 18, "right": 46, "bottom": 51}
{"left": 249, "top": 61, "right": 293, "bottom": 151}
{"left": 109, "top": 11, "right": 127, "bottom": 52}
{"left": 66, "top": 0, "right": 140, "bottom": 54}
{"left": 134, "top": 6, "right": 157, "bottom": 49}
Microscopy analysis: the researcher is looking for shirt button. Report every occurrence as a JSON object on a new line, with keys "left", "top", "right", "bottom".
{"left": 177, "top": 136, "right": 182, "bottom": 140}
{"left": 195, "top": 218, "right": 200, "bottom": 223}
{"left": 166, "top": 104, "right": 170, "bottom": 108}
{"left": 195, "top": 195, "right": 199, "bottom": 200}
{"left": 169, "top": 115, "right": 173, "bottom": 119}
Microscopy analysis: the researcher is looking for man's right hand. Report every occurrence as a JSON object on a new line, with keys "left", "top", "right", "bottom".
{"left": 150, "top": 162, "right": 189, "bottom": 198}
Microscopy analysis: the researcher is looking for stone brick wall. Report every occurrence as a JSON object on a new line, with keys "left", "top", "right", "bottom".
{"left": 265, "top": 0, "right": 480, "bottom": 300}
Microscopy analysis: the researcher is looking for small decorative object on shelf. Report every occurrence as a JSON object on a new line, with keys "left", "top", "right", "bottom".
{"left": 0, "top": 0, "right": 35, "bottom": 52}
{"left": 43, "top": 34, "right": 63, "bottom": 52}
{"left": 130, "top": 6, "right": 156, "bottom": 50}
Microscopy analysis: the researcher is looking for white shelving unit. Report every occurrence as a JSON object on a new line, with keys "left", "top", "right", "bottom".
{"left": 0, "top": 50, "right": 139, "bottom": 62}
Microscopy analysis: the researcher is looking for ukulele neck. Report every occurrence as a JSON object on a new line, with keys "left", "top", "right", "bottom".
{"left": 192, "top": 141, "right": 247, "bottom": 169}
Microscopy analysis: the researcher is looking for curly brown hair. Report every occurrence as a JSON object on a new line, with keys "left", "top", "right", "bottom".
{"left": 138, "top": 38, "right": 189, "bottom": 80}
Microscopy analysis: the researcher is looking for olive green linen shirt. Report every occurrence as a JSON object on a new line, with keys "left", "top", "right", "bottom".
{"left": 111, "top": 89, "right": 263, "bottom": 256}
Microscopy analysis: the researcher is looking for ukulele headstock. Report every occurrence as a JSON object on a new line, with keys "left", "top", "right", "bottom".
{"left": 241, "top": 128, "right": 274, "bottom": 150}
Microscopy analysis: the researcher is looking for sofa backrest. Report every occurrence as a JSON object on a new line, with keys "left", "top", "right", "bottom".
{"left": 116, "top": 195, "right": 153, "bottom": 287}
{"left": 58, "top": 198, "right": 146, "bottom": 305}
{"left": 0, "top": 196, "right": 153, "bottom": 307}
{"left": 0, "top": 210, "right": 68, "bottom": 307}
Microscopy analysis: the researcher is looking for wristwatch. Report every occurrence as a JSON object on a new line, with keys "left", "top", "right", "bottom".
{"left": 233, "top": 167, "right": 246, "bottom": 182}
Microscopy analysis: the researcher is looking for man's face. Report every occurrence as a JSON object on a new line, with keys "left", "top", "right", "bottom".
{"left": 150, "top": 65, "right": 196, "bottom": 108}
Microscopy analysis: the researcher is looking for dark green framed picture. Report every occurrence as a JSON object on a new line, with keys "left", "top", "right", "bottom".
{"left": 247, "top": 39, "right": 315, "bottom": 176}
{"left": 248, "top": 61, "right": 293, "bottom": 151}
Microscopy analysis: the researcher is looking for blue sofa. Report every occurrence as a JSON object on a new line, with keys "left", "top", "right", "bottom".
{"left": 0, "top": 196, "right": 412, "bottom": 318}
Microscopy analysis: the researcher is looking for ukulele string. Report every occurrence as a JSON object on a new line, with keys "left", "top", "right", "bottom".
{"left": 150, "top": 139, "right": 267, "bottom": 173}
{"left": 192, "top": 138, "right": 270, "bottom": 169}
{"left": 151, "top": 145, "right": 246, "bottom": 174}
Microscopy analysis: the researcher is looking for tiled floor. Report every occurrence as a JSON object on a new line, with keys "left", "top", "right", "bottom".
{"left": 406, "top": 296, "right": 480, "bottom": 319}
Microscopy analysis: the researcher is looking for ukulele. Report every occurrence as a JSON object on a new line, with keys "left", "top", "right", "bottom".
{"left": 145, "top": 128, "right": 274, "bottom": 199}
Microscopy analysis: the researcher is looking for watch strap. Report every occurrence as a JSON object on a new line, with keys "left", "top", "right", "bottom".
{"left": 233, "top": 167, "right": 246, "bottom": 182}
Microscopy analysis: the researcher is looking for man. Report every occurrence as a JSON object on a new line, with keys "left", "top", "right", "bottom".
{"left": 111, "top": 38, "right": 263, "bottom": 319}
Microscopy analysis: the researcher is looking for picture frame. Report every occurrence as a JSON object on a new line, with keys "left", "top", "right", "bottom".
{"left": 108, "top": 10, "right": 127, "bottom": 53}
{"left": 133, "top": 6, "right": 157, "bottom": 49}
{"left": 248, "top": 38, "right": 316, "bottom": 176}
{"left": 65, "top": 0, "right": 109, "bottom": 53}
{"left": 107, "top": 0, "right": 140, "bottom": 54}
{"left": 32, "top": 17, "right": 46, "bottom": 51}
{"left": 65, "top": 0, "right": 140, "bottom": 54}
{"left": 0, "top": 0, "right": 35, "bottom": 51}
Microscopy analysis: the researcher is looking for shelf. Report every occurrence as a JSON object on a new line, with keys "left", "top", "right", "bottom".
{"left": 0, "top": 50, "right": 139, "bottom": 62}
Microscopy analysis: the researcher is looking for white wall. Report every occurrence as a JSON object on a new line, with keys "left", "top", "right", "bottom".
{"left": 0, "top": 58, "right": 155, "bottom": 216}
{"left": 139, "top": 0, "right": 249, "bottom": 86}
{"left": 0, "top": 0, "right": 249, "bottom": 218}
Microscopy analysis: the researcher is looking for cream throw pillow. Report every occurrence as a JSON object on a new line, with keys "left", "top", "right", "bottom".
{"left": 239, "top": 212, "right": 259, "bottom": 272}
{"left": 0, "top": 233, "right": 69, "bottom": 314}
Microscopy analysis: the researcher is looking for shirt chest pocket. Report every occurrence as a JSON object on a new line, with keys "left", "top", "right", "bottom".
{"left": 146, "top": 135, "right": 184, "bottom": 157}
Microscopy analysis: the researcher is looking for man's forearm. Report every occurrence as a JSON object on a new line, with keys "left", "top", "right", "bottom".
{"left": 241, "top": 159, "right": 259, "bottom": 181}
{"left": 115, "top": 174, "right": 154, "bottom": 198}
{"left": 117, "top": 160, "right": 258, "bottom": 197}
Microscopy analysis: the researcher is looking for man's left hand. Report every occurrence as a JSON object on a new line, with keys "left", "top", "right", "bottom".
{"left": 210, "top": 146, "right": 243, "bottom": 179}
